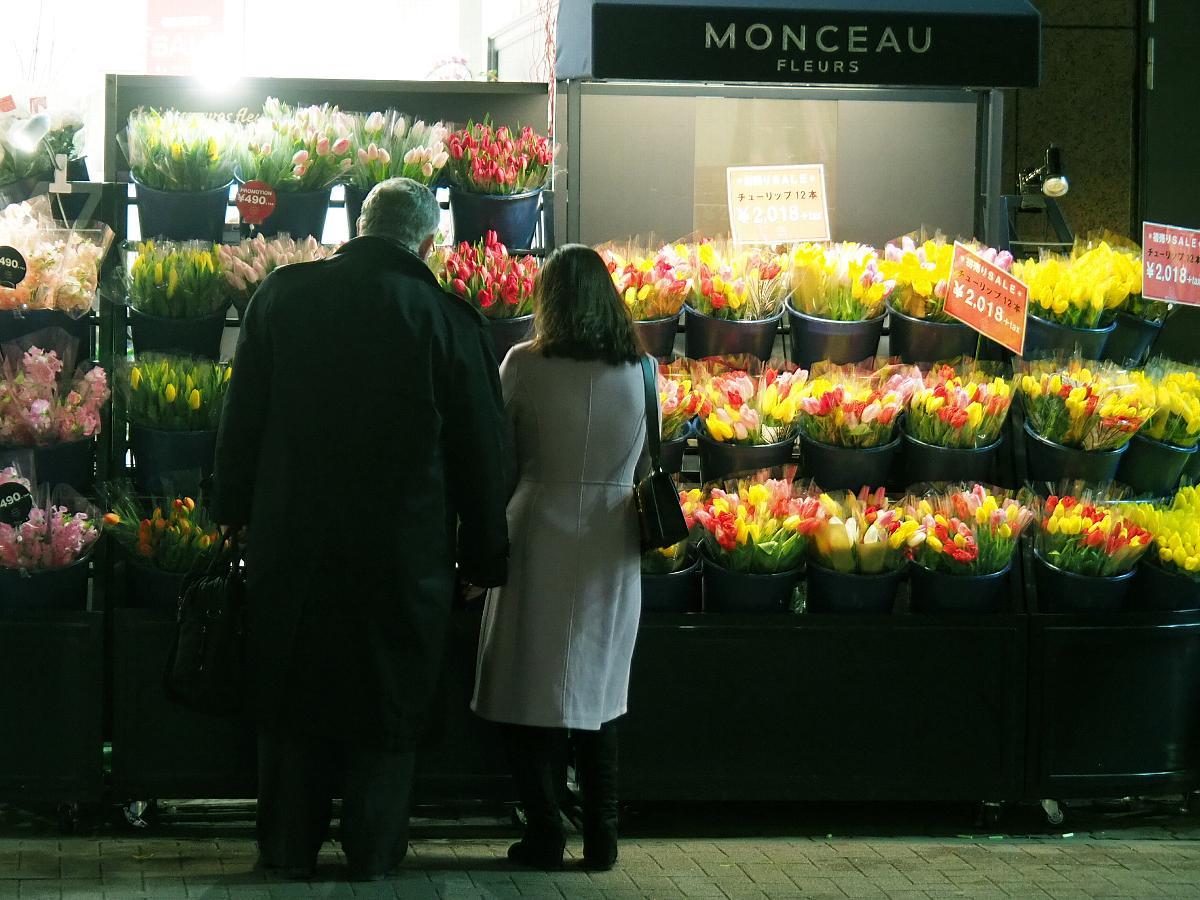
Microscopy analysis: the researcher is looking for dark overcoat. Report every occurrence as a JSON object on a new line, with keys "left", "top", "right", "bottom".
{"left": 213, "top": 236, "right": 509, "bottom": 751}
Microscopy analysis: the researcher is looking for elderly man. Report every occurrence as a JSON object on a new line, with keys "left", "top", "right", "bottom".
{"left": 214, "top": 178, "right": 509, "bottom": 880}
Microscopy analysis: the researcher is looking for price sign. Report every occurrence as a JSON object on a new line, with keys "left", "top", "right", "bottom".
{"left": 943, "top": 241, "right": 1029, "bottom": 356}
{"left": 0, "top": 96, "right": 14, "bottom": 114}
{"left": 236, "top": 181, "right": 277, "bottom": 226}
{"left": 1142, "top": 221, "right": 1200, "bottom": 306}
{"left": 727, "top": 164, "right": 830, "bottom": 244}
{"left": 0, "top": 482, "right": 32, "bottom": 527}
{"left": 0, "top": 246, "right": 27, "bottom": 288}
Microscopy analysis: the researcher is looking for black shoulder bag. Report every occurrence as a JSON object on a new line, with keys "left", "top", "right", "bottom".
{"left": 163, "top": 528, "right": 246, "bottom": 717}
{"left": 634, "top": 356, "right": 690, "bottom": 550}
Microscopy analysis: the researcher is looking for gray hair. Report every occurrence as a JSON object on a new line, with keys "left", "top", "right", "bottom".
{"left": 358, "top": 177, "right": 440, "bottom": 252}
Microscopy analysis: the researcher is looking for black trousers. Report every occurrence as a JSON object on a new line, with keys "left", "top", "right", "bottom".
{"left": 256, "top": 731, "right": 416, "bottom": 878}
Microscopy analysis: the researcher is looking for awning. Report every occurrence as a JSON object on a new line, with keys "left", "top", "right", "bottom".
{"left": 557, "top": 0, "right": 1041, "bottom": 88}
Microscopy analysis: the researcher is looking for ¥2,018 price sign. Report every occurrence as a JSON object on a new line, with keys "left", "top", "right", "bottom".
{"left": 1142, "top": 221, "right": 1200, "bottom": 306}
{"left": 236, "top": 180, "right": 277, "bottom": 226}
{"left": 726, "top": 164, "right": 830, "bottom": 244}
{"left": 943, "top": 241, "right": 1029, "bottom": 356}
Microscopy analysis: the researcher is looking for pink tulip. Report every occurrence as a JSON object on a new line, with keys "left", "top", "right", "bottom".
{"left": 316, "top": 137, "right": 330, "bottom": 157}
{"left": 378, "top": 148, "right": 391, "bottom": 166}
{"left": 293, "top": 164, "right": 306, "bottom": 178}
{"left": 292, "top": 150, "right": 309, "bottom": 166}
{"left": 332, "top": 136, "right": 351, "bottom": 156}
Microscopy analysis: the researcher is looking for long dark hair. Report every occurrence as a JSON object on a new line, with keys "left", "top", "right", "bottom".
{"left": 532, "top": 244, "right": 641, "bottom": 365}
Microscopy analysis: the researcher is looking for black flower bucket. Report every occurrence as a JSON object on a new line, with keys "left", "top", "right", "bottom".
{"left": 800, "top": 432, "right": 900, "bottom": 492}
{"left": 344, "top": 184, "right": 369, "bottom": 238}
{"left": 0, "top": 438, "right": 95, "bottom": 492}
{"left": 1116, "top": 433, "right": 1197, "bottom": 497}
{"left": 253, "top": 186, "right": 332, "bottom": 240}
{"left": 133, "top": 177, "right": 232, "bottom": 243}
{"left": 0, "top": 556, "right": 90, "bottom": 611}
{"left": 1101, "top": 313, "right": 1163, "bottom": 366}
{"left": 634, "top": 315, "right": 681, "bottom": 358}
{"left": 900, "top": 422, "right": 1003, "bottom": 487}
{"left": 125, "top": 556, "right": 188, "bottom": 612}
{"left": 785, "top": 303, "right": 884, "bottom": 368}
{"left": 641, "top": 555, "right": 701, "bottom": 613}
{"left": 486, "top": 315, "right": 534, "bottom": 364}
{"left": 805, "top": 561, "right": 904, "bottom": 614}
{"left": 449, "top": 187, "right": 542, "bottom": 250}
{"left": 885, "top": 302, "right": 976, "bottom": 364}
{"left": 909, "top": 561, "right": 1011, "bottom": 614}
{"left": 128, "top": 425, "right": 217, "bottom": 495}
{"left": 1022, "top": 421, "right": 1126, "bottom": 487}
{"left": 0, "top": 309, "right": 93, "bottom": 348}
{"left": 684, "top": 306, "right": 782, "bottom": 362}
{"left": 1033, "top": 551, "right": 1135, "bottom": 613}
{"left": 660, "top": 423, "right": 693, "bottom": 476}
{"left": 1134, "top": 560, "right": 1200, "bottom": 612}
{"left": 702, "top": 557, "right": 802, "bottom": 613}
{"left": 696, "top": 431, "right": 795, "bottom": 483}
{"left": 1021, "top": 312, "right": 1115, "bottom": 360}
{"left": 129, "top": 305, "right": 229, "bottom": 360}
{"left": 1184, "top": 449, "right": 1200, "bottom": 488}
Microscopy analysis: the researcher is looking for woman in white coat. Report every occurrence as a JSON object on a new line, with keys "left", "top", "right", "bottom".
{"left": 472, "top": 244, "right": 649, "bottom": 871}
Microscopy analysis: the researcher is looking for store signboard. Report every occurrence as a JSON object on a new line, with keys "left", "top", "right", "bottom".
{"left": 943, "top": 242, "right": 1028, "bottom": 356}
{"left": 1142, "top": 222, "right": 1200, "bottom": 306}
{"left": 726, "top": 164, "right": 829, "bottom": 244}
{"left": 146, "top": 0, "right": 224, "bottom": 76}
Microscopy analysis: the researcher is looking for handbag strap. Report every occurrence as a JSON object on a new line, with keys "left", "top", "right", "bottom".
{"left": 640, "top": 356, "right": 663, "bottom": 472}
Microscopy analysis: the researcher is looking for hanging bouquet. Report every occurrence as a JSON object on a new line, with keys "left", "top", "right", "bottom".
{"left": 123, "top": 354, "right": 232, "bottom": 431}
{"left": 798, "top": 362, "right": 922, "bottom": 448}
{"left": 127, "top": 240, "right": 227, "bottom": 318}
{"left": 121, "top": 108, "right": 238, "bottom": 192}
{"left": 348, "top": 110, "right": 450, "bottom": 189}
{"left": 0, "top": 469, "right": 100, "bottom": 571}
{"left": 1124, "top": 484, "right": 1200, "bottom": 579}
{"left": 811, "top": 487, "right": 911, "bottom": 574}
{"left": 790, "top": 242, "right": 895, "bottom": 322}
{"left": 1016, "top": 356, "right": 1156, "bottom": 451}
{"left": 693, "top": 356, "right": 808, "bottom": 445}
{"left": 657, "top": 359, "right": 702, "bottom": 441}
{"left": 641, "top": 538, "right": 692, "bottom": 576}
{"left": 0, "top": 197, "right": 113, "bottom": 314}
{"left": 446, "top": 120, "right": 554, "bottom": 195}
{"left": 597, "top": 242, "right": 689, "bottom": 323}
{"left": 906, "top": 359, "right": 1014, "bottom": 449}
{"left": 881, "top": 232, "right": 1013, "bottom": 322}
{"left": 431, "top": 229, "right": 539, "bottom": 320}
{"left": 1036, "top": 488, "right": 1152, "bottom": 576}
{"left": 103, "top": 481, "right": 221, "bottom": 573}
{"left": 685, "top": 241, "right": 790, "bottom": 321}
{"left": 906, "top": 484, "right": 1035, "bottom": 575}
{"left": 680, "top": 472, "right": 825, "bottom": 574}
{"left": 1130, "top": 361, "right": 1200, "bottom": 448}
{"left": 240, "top": 98, "right": 354, "bottom": 192}
{"left": 218, "top": 234, "right": 332, "bottom": 314}
{"left": 0, "top": 338, "right": 108, "bottom": 447}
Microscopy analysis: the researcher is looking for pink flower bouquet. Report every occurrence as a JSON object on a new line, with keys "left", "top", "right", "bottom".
{"left": 0, "top": 336, "right": 109, "bottom": 448}
{"left": 0, "top": 468, "right": 100, "bottom": 572}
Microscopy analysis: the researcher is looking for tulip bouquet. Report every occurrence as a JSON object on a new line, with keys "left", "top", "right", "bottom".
{"left": 1073, "top": 232, "right": 1164, "bottom": 324}
{"left": 686, "top": 241, "right": 790, "bottom": 321}
{"left": 122, "top": 108, "right": 238, "bottom": 192}
{"left": 219, "top": 234, "right": 333, "bottom": 314}
{"left": 431, "top": 230, "right": 539, "bottom": 319}
{"left": 122, "top": 354, "right": 231, "bottom": 431}
{"left": 127, "top": 240, "right": 227, "bottom": 318}
{"left": 446, "top": 120, "right": 554, "bottom": 195}
{"left": 790, "top": 242, "right": 895, "bottom": 321}
{"left": 1124, "top": 484, "right": 1200, "bottom": 579}
{"left": 906, "top": 359, "right": 1014, "bottom": 449}
{"left": 881, "top": 233, "right": 1013, "bottom": 322}
{"left": 1036, "top": 489, "right": 1152, "bottom": 576}
{"left": 598, "top": 242, "right": 689, "bottom": 323}
{"left": 694, "top": 356, "right": 808, "bottom": 445}
{"left": 348, "top": 110, "right": 451, "bottom": 189}
{"left": 1017, "top": 357, "right": 1156, "bottom": 451}
{"left": 658, "top": 359, "right": 702, "bottom": 441}
{"left": 103, "top": 481, "right": 221, "bottom": 573}
{"left": 798, "top": 362, "right": 922, "bottom": 448}
{"left": 0, "top": 468, "right": 100, "bottom": 571}
{"left": 1013, "top": 240, "right": 1141, "bottom": 329}
{"left": 1130, "top": 361, "right": 1200, "bottom": 448}
{"left": 0, "top": 339, "right": 109, "bottom": 447}
{"left": 0, "top": 197, "right": 113, "bottom": 314}
{"left": 680, "top": 472, "right": 825, "bottom": 573}
{"left": 240, "top": 98, "right": 354, "bottom": 192}
{"left": 906, "top": 484, "right": 1035, "bottom": 575}
{"left": 811, "top": 487, "right": 910, "bottom": 574}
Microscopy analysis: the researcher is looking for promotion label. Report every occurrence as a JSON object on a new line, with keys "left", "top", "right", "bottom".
{"left": 0, "top": 481, "right": 32, "bottom": 527}
{"left": 236, "top": 181, "right": 277, "bottom": 226}
{"left": 0, "top": 246, "right": 27, "bottom": 288}
{"left": 943, "top": 242, "right": 1029, "bottom": 356}
{"left": 1142, "top": 221, "right": 1200, "bottom": 306}
{"left": 727, "top": 164, "right": 830, "bottom": 244}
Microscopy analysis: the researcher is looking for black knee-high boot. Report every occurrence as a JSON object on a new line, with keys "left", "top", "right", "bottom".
{"left": 500, "top": 724, "right": 567, "bottom": 869}
{"left": 573, "top": 720, "right": 619, "bottom": 871}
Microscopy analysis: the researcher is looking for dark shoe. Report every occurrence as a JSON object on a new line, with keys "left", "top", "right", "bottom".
{"left": 581, "top": 823, "right": 618, "bottom": 871}
{"left": 507, "top": 836, "right": 565, "bottom": 870}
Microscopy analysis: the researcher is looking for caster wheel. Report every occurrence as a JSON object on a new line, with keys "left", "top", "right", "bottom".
{"left": 1041, "top": 799, "right": 1065, "bottom": 826}
{"left": 123, "top": 800, "right": 157, "bottom": 830}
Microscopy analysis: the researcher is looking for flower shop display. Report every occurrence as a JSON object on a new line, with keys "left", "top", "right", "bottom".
{"left": 692, "top": 356, "right": 807, "bottom": 481}
{"left": 0, "top": 333, "right": 109, "bottom": 490}
{"left": 218, "top": 233, "right": 332, "bottom": 316}
{"left": 682, "top": 472, "right": 825, "bottom": 612}
{"left": 1032, "top": 488, "right": 1152, "bottom": 612}
{"left": 122, "top": 354, "right": 232, "bottom": 494}
{"left": 796, "top": 361, "right": 921, "bottom": 490}
{"left": 446, "top": 120, "right": 554, "bottom": 248}
{"left": 431, "top": 229, "right": 539, "bottom": 361}
{"left": 0, "top": 466, "right": 100, "bottom": 610}
{"left": 126, "top": 240, "right": 229, "bottom": 358}
{"left": 1068, "top": 233, "right": 1165, "bottom": 365}
{"left": 1016, "top": 357, "right": 1156, "bottom": 485}
{"left": 239, "top": 98, "right": 354, "bottom": 239}
{"left": 1124, "top": 484, "right": 1200, "bottom": 611}
{"left": 683, "top": 241, "right": 790, "bottom": 361}
{"left": 345, "top": 110, "right": 450, "bottom": 237}
{"left": 640, "top": 539, "right": 700, "bottom": 613}
{"left": 787, "top": 242, "right": 894, "bottom": 367}
{"left": 806, "top": 487, "right": 909, "bottom": 614}
{"left": 122, "top": 109, "right": 238, "bottom": 242}
{"left": 902, "top": 359, "right": 1014, "bottom": 485}
{"left": 656, "top": 359, "right": 702, "bottom": 474}
{"left": 598, "top": 242, "right": 690, "bottom": 357}
{"left": 1118, "top": 362, "right": 1200, "bottom": 495}
{"left": 905, "top": 485, "right": 1034, "bottom": 613}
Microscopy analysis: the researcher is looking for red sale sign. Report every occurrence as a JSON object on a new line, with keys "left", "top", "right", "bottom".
{"left": 943, "top": 242, "right": 1029, "bottom": 356}
{"left": 1142, "top": 222, "right": 1200, "bottom": 306}
{"left": 236, "top": 181, "right": 277, "bottom": 226}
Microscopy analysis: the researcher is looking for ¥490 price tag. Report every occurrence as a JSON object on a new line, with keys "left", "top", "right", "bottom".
{"left": 236, "top": 181, "right": 277, "bottom": 226}
{"left": 943, "top": 241, "right": 1029, "bottom": 356}
{"left": 0, "top": 245, "right": 28, "bottom": 288}
{"left": 0, "top": 481, "right": 32, "bottom": 526}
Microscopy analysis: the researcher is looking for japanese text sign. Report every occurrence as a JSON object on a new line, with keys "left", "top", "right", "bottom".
{"left": 727, "top": 164, "right": 830, "bottom": 244}
{"left": 1142, "top": 222, "right": 1200, "bottom": 306}
{"left": 943, "top": 242, "right": 1028, "bottom": 356}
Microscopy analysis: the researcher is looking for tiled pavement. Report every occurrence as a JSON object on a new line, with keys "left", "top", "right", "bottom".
{"left": 4, "top": 833, "right": 1200, "bottom": 900}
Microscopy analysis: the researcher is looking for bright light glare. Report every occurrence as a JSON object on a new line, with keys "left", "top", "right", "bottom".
{"left": 1043, "top": 176, "right": 1069, "bottom": 198}
{"left": 10, "top": 114, "right": 51, "bottom": 153}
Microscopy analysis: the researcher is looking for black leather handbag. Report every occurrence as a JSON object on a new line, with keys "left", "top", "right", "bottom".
{"left": 635, "top": 356, "right": 690, "bottom": 550}
{"left": 163, "top": 528, "right": 246, "bottom": 717}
